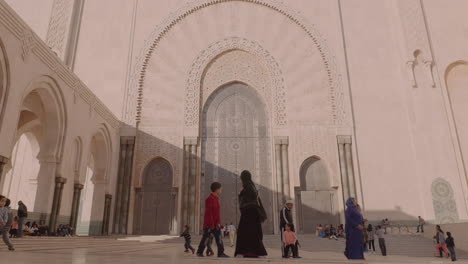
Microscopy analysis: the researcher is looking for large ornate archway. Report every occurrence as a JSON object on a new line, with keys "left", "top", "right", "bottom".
{"left": 201, "top": 82, "right": 274, "bottom": 233}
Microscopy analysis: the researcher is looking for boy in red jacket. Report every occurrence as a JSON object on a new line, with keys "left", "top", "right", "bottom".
{"left": 196, "top": 182, "right": 229, "bottom": 258}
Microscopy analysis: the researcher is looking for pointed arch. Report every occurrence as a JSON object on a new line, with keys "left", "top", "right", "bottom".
{"left": 0, "top": 37, "right": 9, "bottom": 133}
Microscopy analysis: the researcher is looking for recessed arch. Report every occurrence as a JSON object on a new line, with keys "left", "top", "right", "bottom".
{"left": 2, "top": 75, "right": 67, "bottom": 214}
{"left": 135, "top": 157, "right": 175, "bottom": 235}
{"left": 299, "top": 155, "right": 330, "bottom": 191}
{"left": 76, "top": 127, "right": 112, "bottom": 236}
{"left": 15, "top": 75, "right": 67, "bottom": 163}
{"left": 445, "top": 61, "right": 468, "bottom": 194}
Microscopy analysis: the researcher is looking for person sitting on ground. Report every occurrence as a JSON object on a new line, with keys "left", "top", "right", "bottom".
{"left": 9, "top": 216, "right": 18, "bottom": 238}
{"left": 329, "top": 225, "right": 338, "bottom": 240}
{"left": 38, "top": 220, "right": 49, "bottom": 236}
{"left": 316, "top": 224, "right": 323, "bottom": 237}
{"left": 283, "top": 223, "right": 301, "bottom": 259}
{"left": 337, "top": 224, "right": 344, "bottom": 237}
{"left": 30, "top": 222, "right": 39, "bottom": 236}
{"left": 23, "top": 221, "right": 31, "bottom": 236}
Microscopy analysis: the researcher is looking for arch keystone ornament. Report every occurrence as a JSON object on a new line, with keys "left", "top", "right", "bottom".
{"left": 126, "top": 0, "right": 345, "bottom": 127}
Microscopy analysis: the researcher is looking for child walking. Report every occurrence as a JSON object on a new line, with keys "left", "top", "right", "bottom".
{"left": 367, "top": 224, "right": 376, "bottom": 253}
{"left": 0, "top": 196, "right": 14, "bottom": 251}
{"left": 283, "top": 223, "right": 301, "bottom": 259}
{"left": 180, "top": 225, "right": 195, "bottom": 254}
{"left": 375, "top": 225, "right": 386, "bottom": 256}
{"left": 446, "top": 232, "right": 456, "bottom": 261}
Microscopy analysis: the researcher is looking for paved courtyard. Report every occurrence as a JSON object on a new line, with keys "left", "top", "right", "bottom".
{"left": 1, "top": 234, "right": 467, "bottom": 264}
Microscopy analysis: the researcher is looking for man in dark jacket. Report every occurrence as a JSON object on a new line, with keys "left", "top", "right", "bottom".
{"left": 196, "top": 182, "right": 229, "bottom": 258}
{"left": 280, "top": 200, "right": 294, "bottom": 257}
{"left": 17, "top": 201, "right": 27, "bottom": 238}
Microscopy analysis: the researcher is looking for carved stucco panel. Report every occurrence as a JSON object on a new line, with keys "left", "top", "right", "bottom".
{"left": 431, "top": 178, "right": 459, "bottom": 224}
{"left": 126, "top": 0, "right": 346, "bottom": 127}
{"left": 46, "top": 0, "right": 74, "bottom": 58}
{"left": 185, "top": 37, "right": 285, "bottom": 128}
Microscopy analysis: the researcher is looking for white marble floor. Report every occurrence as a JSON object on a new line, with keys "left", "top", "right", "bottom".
{"left": 0, "top": 235, "right": 466, "bottom": 264}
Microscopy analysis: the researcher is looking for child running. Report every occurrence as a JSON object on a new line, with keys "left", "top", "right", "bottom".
{"left": 180, "top": 225, "right": 195, "bottom": 254}
{"left": 283, "top": 223, "right": 301, "bottom": 259}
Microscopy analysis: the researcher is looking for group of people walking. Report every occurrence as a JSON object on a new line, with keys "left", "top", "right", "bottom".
{"left": 180, "top": 170, "right": 301, "bottom": 258}
{"left": 0, "top": 196, "right": 28, "bottom": 251}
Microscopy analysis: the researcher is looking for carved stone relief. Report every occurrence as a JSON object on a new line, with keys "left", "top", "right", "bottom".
{"left": 126, "top": 0, "right": 345, "bottom": 127}
{"left": 46, "top": 0, "right": 74, "bottom": 58}
{"left": 186, "top": 38, "right": 284, "bottom": 128}
{"left": 201, "top": 82, "right": 274, "bottom": 233}
{"left": 431, "top": 178, "right": 459, "bottom": 224}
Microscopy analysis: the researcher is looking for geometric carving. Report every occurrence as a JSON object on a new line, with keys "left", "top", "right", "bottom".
{"left": 431, "top": 178, "right": 459, "bottom": 224}
{"left": 21, "top": 29, "right": 36, "bottom": 61}
{"left": 186, "top": 38, "right": 285, "bottom": 127}
{"left": 127, "top": 0, "right": 345, "bottom": 126}
{"left": 46, "top": 0, "right": 74, "bottom": 59}
{"left": 201, "top": 82, "right": 273, "bottom": 233}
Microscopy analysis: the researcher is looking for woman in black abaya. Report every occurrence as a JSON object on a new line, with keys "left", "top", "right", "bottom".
{"left": 234, "top": 170, "right": 268, "bottom": 258}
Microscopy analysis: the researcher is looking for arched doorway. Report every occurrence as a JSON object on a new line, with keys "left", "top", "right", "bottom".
{"left": 76, "top": 132, "right": 109, "bottom": 236}
{"left": 296, "top": 157, "right": 338, "bottom": 233}
{"left": 136, "top": 158, "right": 173, "bottom": 235}
{"left": 201, "top": 82, "right": 273, "bottom": 233}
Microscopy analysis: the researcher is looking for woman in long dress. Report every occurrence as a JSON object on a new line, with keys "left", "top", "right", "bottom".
{"left": 234, "top": 170, "right": 268, "bottom": 258}
{"left": 344, "top": 197, "right": 364, "bottom": 259}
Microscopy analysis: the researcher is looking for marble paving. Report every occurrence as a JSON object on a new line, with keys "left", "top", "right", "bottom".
{"left": 0, "top": 234, "right": 467, "bottom": 264}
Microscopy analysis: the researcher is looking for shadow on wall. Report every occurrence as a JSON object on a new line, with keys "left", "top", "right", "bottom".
{"left": 128, "top": 128, "right": 424, "bottom": 236}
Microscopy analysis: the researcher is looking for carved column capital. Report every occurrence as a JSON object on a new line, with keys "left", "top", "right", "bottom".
{"left": 55, "top": 176, "right": 67, "bottom": 184}
{"left": 74, "top": 183, "right": 84, "bottom": 190}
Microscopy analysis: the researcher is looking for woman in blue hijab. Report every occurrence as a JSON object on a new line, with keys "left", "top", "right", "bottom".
{"left": 344, "top": 197, "right": 364, "bottom": 259}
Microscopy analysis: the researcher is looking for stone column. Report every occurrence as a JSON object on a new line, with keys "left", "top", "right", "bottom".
{"left": 113, "top": 137, "right": 135, "bottom": 234}
{"left": 102, "top": 194, "right": 112, "bottom": 235}
{"left": 344, "top": 142, "right": 356, "bottom": 198}
{"left": 281, "top": 141, "right": 290, "bottom": 200}
{"left": 189, "top": 142, "right": 197, "bottom": 230}
{"left": 120, "top": 138, "right": 134, "bottom": 234}
{"left": 49, "top": 176, "right": 67, "bottom": 233}
{"left": 275, "top": 142, "right": 283, "bottom": 210}
{"left": 0, "top": 155, "right": 8, "bottom": 183}
{"left": 69, "top": 183, "right": 83, "bottom": 233}
{"left": 170, "top": 187, "right": 178, "bottom": 234}
{"left": 112, "top": 138, "right": 126, "bottom": 233}
{"left": 337, "top": 140, "right": 349, "bottom": 200}
{"left": 275, "top": 137, "right": 289, "bottom": 206}
{"left": 337, "top": 136, "right": 356, "bottom": 203}
{"left": 182, "top": 141, "right": 190, "bottom": 228}
{"left": 183, "top": 137, "right": 197, "bottom": 231}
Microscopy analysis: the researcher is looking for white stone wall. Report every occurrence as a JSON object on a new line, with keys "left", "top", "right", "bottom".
{"left": 0, "top": 2, "right": 120, "bottom": 230}
{"left": 3, "top": 0, "right": 468, "bottom": 226}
